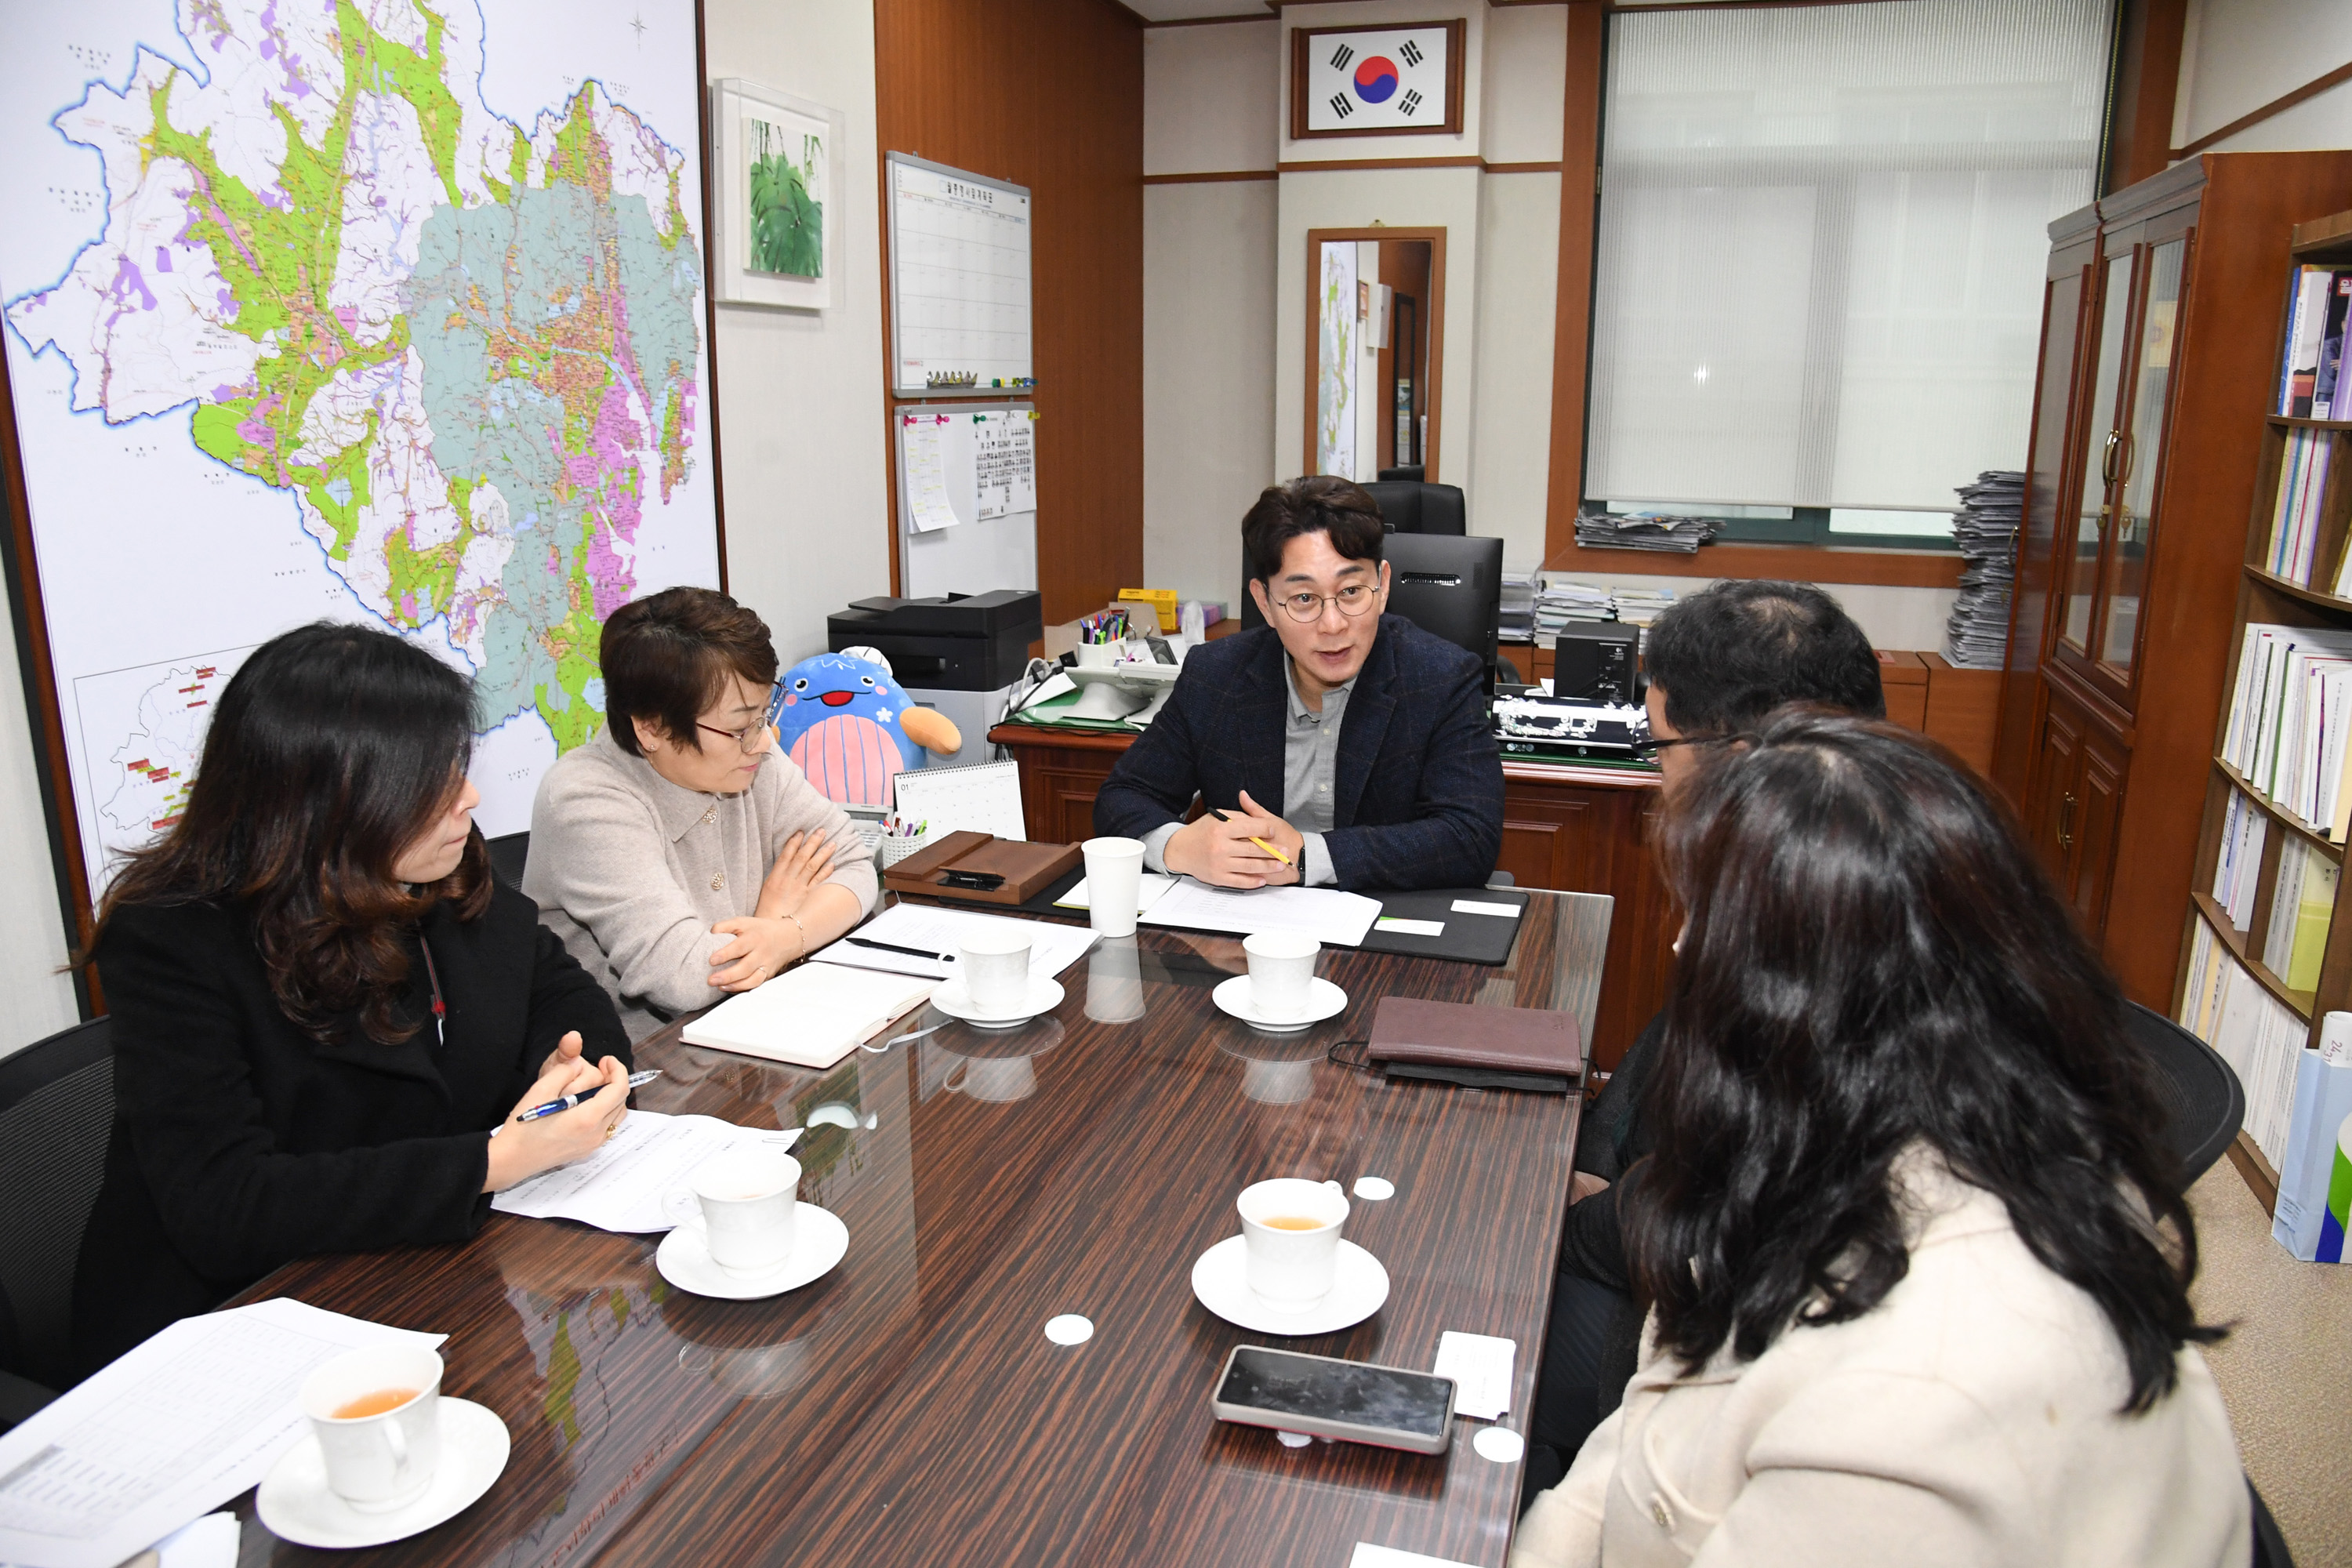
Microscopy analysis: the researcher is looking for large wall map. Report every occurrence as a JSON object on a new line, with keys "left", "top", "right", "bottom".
{"left": 2, "top": 0, "right": 721, "bottom": 903}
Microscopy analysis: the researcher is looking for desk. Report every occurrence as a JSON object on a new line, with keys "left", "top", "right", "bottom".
{"left": 990, "top": 721, "right": 1675, "bottom": 1073}
{"left": 225, "top": 892, "right": 1609, "bottom": 1566}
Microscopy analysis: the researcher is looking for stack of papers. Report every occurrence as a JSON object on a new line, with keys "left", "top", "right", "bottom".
{"left": 1572, "top": 509, "right": 1720, "bottom": 554}
{"left": 1499, "top": 565, "right": 1539, "bottom": 640}
{"left": 1142, "top": 879, "right": 1383, "bottom": 948}
{"left": 1533, "top": 579, "right": 1614, "bottom": 638}
{"left": 1942, "top": 470, "right": 2025, "bottom": 670}
{"left": 492, "top": 1110, "right": 801, "bottom": 1232}
{"left": 0, "top": 1300, "right": 441, "bottom": 1568}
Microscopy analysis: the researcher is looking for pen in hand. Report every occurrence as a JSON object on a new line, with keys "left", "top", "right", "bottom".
{"left": 514, "top": 1069, "right": 662, "bottom": 1124}
{"left": 1207, "top": 807, "right": 1294, "bottom": 868}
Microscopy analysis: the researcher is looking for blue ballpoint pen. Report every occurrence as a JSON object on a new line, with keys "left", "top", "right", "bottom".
{"left": 514, "top": 1069, "right": 662, "bottom": 1123}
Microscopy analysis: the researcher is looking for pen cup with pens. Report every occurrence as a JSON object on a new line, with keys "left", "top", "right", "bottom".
{"left": 1073, "top": 607, "right": 1132, "bottom": 668}
{"left": 878, "top": 812, "right": 931, "bottom": 869}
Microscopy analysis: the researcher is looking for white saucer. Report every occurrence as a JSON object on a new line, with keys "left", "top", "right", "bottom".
{"left": 256, "top": 1397, "right": 510, "bottom": 1549}
{"left": 929, "top": 974, "right": 1065, "bottom": 1029}
{"left": 1189, "top": 1233, "right": 1389, "bottom": 1335}
{"left": 1212, "top": 975, "right": 1347, "bottom": 1033}
{"left": 656, "top": 1203, "right": 849, "bottom": 1300}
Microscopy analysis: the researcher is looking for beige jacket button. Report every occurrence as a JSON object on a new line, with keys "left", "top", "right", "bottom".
{"left": 702, "top": 807, "right": 716, "bottom": 826}
{"left": 710, "top": 873, "right": 724, "bottom": 891}
{"left": 1649, "top": 1494, "right": 1675, "bottom": 1532}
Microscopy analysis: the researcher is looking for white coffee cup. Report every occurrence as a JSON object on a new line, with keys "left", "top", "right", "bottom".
{"left": 1085, "top": 935, "right": 1147, "bottom": 1023}
{"left": 958, "top": 926, "right": 1033, "bottom": 1013}
{"left": 299, "top": 1343, "right": 445, "bottom": 1513}
{"left": 1238, "top": 1177, "right": 1348, "bottom": 1309}
{"left": 1082, "top": 836, "right": 1147, "bottom": 938}
{"left": 666, "top": 1148, "right": 800, "bottom": 1276}
{"left": 1242, "top": 931, "right": 1319, "bottom": 1020}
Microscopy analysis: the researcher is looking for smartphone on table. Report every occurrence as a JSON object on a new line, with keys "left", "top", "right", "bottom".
{"left": 1208, "top": 1345, "right": 1455, "bottom": 1455}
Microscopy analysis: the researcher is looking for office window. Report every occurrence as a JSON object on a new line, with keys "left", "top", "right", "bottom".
{"left": 1584, "top": 0, "right": 2112, "bottom": 546}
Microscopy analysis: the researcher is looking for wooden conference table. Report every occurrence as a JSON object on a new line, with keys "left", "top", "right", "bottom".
{"left": 223, "top": 889, "right": 1610, "bottom": 1567}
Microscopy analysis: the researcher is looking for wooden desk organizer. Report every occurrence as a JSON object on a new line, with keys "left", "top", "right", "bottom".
{"left": 880, "top": 831, "right": 1082, "bottom": 906}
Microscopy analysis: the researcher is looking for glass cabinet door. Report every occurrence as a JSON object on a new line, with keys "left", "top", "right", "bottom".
{"left": 2061, "top": 252, "right": 2135, "bottom": 654}
{"left": 2096, "top": 239, "right": 2183, "bottom": 682}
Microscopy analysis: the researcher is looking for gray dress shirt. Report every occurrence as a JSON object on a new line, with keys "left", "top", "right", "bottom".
{"left": 1141, "top": 655, "right": 1346, "bottom": 887}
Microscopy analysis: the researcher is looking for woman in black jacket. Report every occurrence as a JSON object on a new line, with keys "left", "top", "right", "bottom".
{"left": 73, "top": 622, "right": 634, "bottom": 1376}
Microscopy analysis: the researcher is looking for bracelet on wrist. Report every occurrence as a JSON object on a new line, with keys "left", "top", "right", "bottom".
{"left": 782, "top": 913, "right": 808, "bottom": 961}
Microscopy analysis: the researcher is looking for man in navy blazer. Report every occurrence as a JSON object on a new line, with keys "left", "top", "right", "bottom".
{"left": 1093, "top": 476, "right": 1503, "bottom": 891}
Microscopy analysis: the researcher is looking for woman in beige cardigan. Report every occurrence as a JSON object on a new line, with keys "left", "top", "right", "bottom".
{"left": 524, "top": 588, "right": 877, "bottom": 1040}
{"left": 1512, "top": 710, "right": 2247, "bottom": 1568}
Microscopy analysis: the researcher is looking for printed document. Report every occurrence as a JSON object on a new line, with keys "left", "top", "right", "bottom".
{"left": 0, "top": 1300, "right": 442, "bottom": 1568}
{"left": 492, "top": 1111, "right": 801, "bottom": 1232}
{"left": 1142, "top": 879, "right": 1382, "bottom": 948}
{"left": 811, "top": 904, "right": 1098, "bottom": 982}
{"left": 1053, "top": 873, "right": 1176, "bottom": 913}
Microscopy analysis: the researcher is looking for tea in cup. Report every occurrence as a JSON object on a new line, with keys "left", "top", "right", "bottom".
{"left": 299, "top": 1343, "right": 445, "bottom": 1513}
{"left": 1237, "top": 1177, "right": 1348, "bottom": 1309}
{"left": 666, "top": 1148, "right": 800, "bottom": 1276}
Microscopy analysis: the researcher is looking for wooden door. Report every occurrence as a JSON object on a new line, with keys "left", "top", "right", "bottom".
{"left": 1497, "top": 785, "right": 1617, "bottom": 895}
{"left": 2026, "top": 690, "right": 2086, "bottom": 887}
{"left": 2070, "top": 724, "right": 2130, "bottom": 938}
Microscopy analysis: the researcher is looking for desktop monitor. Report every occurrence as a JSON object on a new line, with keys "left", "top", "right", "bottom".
{"left": 1236, "top": 533, "right": 1504, "bottom": 688}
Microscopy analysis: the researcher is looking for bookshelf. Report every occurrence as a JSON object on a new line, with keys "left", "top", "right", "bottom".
{"left": 2181, "top": 209, "right": 2352, "bottom": 1214}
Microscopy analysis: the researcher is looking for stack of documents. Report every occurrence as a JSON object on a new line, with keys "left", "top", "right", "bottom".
{"left": 1142, "top": 879, "right": 1383, "bottom": 948}
{"left": 493, "top": 1110, "right": 802, "bottom": 1231}
{"left": 0, "top": 1300, "right": 441, "bottom": 1568}
{"left": 1532, "top": 579, "right": 1613, "bottom": 638}
{"left": 1572, "top": 510, "right": 1719, "bottom": 555}
{"left": 1941, "top": 470, "right": 2024, "bottom": 670}
{"left": 1499, "top": 566, "right": 1539, "bottom": 640}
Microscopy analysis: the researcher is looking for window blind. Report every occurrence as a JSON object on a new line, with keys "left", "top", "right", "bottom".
{"left": 1585, "top": 0, "right": 2112, "bottom": 519}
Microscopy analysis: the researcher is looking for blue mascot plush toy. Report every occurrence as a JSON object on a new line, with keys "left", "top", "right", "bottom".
{"left": 769, "top": 648, "right": 962, "bottom": 807}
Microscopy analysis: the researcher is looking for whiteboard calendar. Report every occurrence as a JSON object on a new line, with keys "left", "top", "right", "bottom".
{"left": 887, "top": 154, "right": 1033, "bottom": 396}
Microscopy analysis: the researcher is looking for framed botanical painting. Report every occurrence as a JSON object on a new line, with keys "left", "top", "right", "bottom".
{"left": 1290, "top": 20, "right": 1467, "bottom": 140}
{"left": 713, "top": 78, "right": 844, "bottom": 309}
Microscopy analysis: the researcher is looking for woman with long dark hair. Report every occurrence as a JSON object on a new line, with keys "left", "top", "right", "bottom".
{"left": 1511, "top": 711, "right": 2245, "bottom": 1567}
{"left": 73, "top": 622, "right": 633, "bottom": 1374}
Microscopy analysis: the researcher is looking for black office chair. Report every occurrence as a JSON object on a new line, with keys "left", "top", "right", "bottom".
{"left": 485, "top": 829, "right": 531, "bottom": 891}
{"left": 1361, "top": 480, "right": 1466, "bottom": 536}
{"left": 0, "top": 1017, "right": 114, "bottom": 1428}
{"left": 1377, "top": 464, "right": 1425, "bottom": 482}
{"left": 2125, "top": 1002, "right": 2244, "bottom": 1186}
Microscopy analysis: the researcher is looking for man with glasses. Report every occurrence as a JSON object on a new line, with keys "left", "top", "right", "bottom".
{"left": 1527, "top": 578, "right": 1884, "bottom": 1499}
{"left": 1094, "top": 475, "right": 1504, "bottom": 891}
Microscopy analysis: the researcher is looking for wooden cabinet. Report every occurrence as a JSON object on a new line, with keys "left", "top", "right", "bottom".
{"left": 1993, "top": 152, "right": 2352, "bottom": 1011}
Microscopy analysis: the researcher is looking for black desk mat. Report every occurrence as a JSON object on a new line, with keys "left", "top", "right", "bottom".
{"left": 1356, "top": 887, "right": 1530, "bottom": 965}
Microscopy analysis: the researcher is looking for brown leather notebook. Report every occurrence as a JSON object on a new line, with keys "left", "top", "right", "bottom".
{"left": 1366, "top": 996, "right": 1582, "bottom": 1094}
{"left": 882, "top": 831, "right": 1083, "bottom": 906}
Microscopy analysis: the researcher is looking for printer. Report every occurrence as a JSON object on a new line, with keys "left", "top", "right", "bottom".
{"left": 826, "top": 590, "right": 1043, "bottom": 768}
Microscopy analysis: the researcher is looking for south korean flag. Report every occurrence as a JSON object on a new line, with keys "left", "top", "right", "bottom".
{"left": 1303, "top": 27, "right": 1451, "bottom": 133}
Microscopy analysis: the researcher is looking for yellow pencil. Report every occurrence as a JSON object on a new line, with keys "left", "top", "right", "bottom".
{"left": 1210, "top": 808, "right": 1294, "bottom": 867}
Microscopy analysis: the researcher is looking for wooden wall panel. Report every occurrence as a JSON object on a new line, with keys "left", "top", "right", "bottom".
{"left": 874, "top": 0, "right": 1145, "bottom": 625}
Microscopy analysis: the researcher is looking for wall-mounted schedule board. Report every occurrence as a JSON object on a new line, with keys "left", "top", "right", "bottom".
{"left": 887, "top": 154, "right": 1033, "bottom": 396}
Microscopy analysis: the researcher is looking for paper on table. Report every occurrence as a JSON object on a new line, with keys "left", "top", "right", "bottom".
{"left": 152, "top": 1512, "right": 238, "bottom": 1568}
{"left": 1432, "top": 1330, "right": 1516, "bottom": 1421}
{"left": 811, "top": 904, "right": 1098, "bottom": 981}
{"left": 1374, "top": 916, "right": 1444, "bottom": 937}
{"left": 492, "top": 1111, "right": 800, "bottom": 1232}
{"left": 0, "top": 1300, "right": 442, "bottom": 1568}
{"left": 1142, "top": 879, "right": 1383, "bottom": 948}
{"left": 1349, "top": 1546, "right": 1479, "bottom": 1568}
{"left": 1052, "top": 873, "right": 1176, "bottom": 913}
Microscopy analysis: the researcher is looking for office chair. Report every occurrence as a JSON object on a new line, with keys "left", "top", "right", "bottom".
{"left": 1377, "top": 465, "right": 1425, "bottom": 482}
{"left": 1238, "top": 534, "right": 1505, "bottom": 690}
{"left": 2125, "top": 1002, "right": 2244, "bottom": 1186}
{"left": 485, "top": 830, "right": 532, "bottom": 891}
{"left": 0, "top": 1017, "right": 114, "bottom": 1427}
{"left": 1361, "top": 480, "right": 1466, "bottom": 536}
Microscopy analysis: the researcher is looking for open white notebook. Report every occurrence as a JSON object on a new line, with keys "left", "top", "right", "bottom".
{"left": 681, "top": 963, "right": 936, "bottom": 1069}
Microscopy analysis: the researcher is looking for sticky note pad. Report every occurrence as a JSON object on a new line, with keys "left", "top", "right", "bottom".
{"left": 1450, "top": 899, "right": 1520, "bottom": 918}
{"left": 1375, "top": 916, "right": 1444, "bottom": 936}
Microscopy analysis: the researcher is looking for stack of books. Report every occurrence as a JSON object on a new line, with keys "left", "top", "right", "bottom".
{"left": 1533, "top": 579, "right": 1614, "bottom": 638}
{"left": 1572, "top": 510, "right": 1719, "bottom": 554}
{"left": 2183, "top": 918, "right": 2309, "bottom": 1165}
{"left": 2278, "top": 264, "right": 2352, "bottom": 419}
{"left": 2265, "top": 429, "right": 2337, "bottom": 590}
{"left": 2213, "top": 789, "right": 2270, "bottom": 932}
{"left": 1941, "top": 471, "right": 2025, "bottom": 670}
{"left": 2220, "top": 622, "right": 2352, "bottom": 836}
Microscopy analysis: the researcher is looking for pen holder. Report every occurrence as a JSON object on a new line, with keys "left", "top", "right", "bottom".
{"left": 879, "top": 829, "right": 933, "bottom": 869}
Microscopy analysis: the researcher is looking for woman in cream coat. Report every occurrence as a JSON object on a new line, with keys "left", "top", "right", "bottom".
{"left": 525, "top": 588, "right": 877, "bottom": 1040}
{"left": 1512, "top": 711, "right": 2247, "bottom": 1568}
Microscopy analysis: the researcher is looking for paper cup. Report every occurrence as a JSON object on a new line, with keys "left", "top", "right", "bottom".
{"left": 1082, "top": 836, "right": 1146, "bottom": 938}
{"left": 1237, "top": 1177, "right": 1348, "bottom": 1309}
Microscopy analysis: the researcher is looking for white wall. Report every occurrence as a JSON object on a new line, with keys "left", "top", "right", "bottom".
{"left": 1143, "top": 180, "right": 1279, "bottom": 610}
{"left": 1469, "top": 173, "right": 1561, "bottom": 566}
{"left": 703, "top": 0, "right": 892, "bottom": 664}
{"left": 1145, "top": 20, "right": 1280, "bottom": 176}
{"left": 1482, "top": 4, "right": 1567, "bottom": 164}
{"left": 2175, "top": 0, "right": 2352, "bottom": 152}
